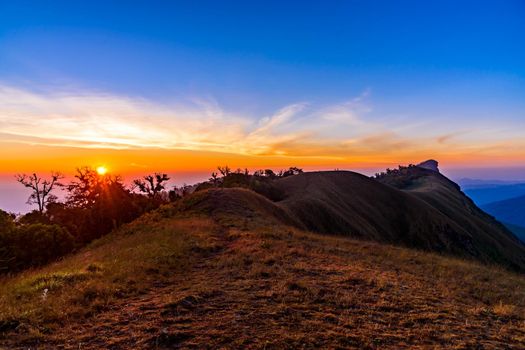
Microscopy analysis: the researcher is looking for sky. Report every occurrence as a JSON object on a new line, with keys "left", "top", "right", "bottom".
{"left": 1, "top": 1, "right": 525, "bottom": 212}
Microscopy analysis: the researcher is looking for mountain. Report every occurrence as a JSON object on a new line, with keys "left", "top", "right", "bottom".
{"left": 264, "top": 167, "right": 525, "bottom": 271}
{"left": 463, "top": 183, "right": 525, "bottom": 206}
{"left": 457, "top": 178, "right": 525, "bottom": 188}
{"left": 1, "top": 187, "right": 525, "bottom": 348}
{"left": 181, "top": 163, "right": 525, "bottom": 271}
{"left": 482, "top": 194, "right": 525, "bottom": 228}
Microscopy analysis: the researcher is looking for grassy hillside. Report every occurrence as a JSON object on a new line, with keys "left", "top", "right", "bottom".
{"left": 0, "top": 209, "right": 221, "bottom": 347}
{"left": 269, "top": 170, "right": 525, "bottom": 271}
{"left": 398, "top": 168, "right": 525, "bottom": 271}
{"left": 1, "top": 195, "right": 525, "bottom": 349}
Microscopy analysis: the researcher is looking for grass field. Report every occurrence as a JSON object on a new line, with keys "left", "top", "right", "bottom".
{"left": 1, "top": 201, "right": 524, "bottom": 349}
{"left": 0, "top": 209, "right": 219, "bottom": 346}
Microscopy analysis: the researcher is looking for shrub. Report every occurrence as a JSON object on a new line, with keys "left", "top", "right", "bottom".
{"left": 0, "top": 223, "right": 74, "bottom": 271}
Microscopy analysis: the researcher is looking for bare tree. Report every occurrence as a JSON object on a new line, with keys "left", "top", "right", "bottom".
{"left": 209, "top": 172, "right": 219, "bottom": 187}
{"left": 133, "top": 173, "right": 170, "bottom": 198}
{"left": 16, "top": 172, "right": 64, "bottom": 213}
{"left": 217, "top": 165, "right": 231, "bottom": 177}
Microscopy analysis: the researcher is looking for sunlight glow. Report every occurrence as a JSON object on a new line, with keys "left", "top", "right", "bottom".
{"left": 96, "top": 166, "right": 108, "bottom": 175}
{"left": 1, "top": 85, "right": 525, "bottom": 175}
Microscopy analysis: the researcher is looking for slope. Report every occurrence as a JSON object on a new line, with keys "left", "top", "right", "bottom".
{"left": 270, "top": 170, "right": 525, "bottom": 271}
{"left": 388, "top": 166, "right": 525, "bottom": 271}
{"left": 1, "top": 200, "right": 525, "bottom": 349}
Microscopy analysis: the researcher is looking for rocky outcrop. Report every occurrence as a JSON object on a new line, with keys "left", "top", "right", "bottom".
{"left": 418, "top": 159, "right": 439, "bottom": 172}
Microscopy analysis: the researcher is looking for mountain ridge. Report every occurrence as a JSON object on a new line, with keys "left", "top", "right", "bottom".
{"left": 181, "top": 166, "right": 525, "bottom": 271}
{"left": 2, "top": 166, "right": 525, "bottom": 348}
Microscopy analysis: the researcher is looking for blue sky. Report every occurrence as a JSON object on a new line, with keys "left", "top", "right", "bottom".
{"left": 1, "top": 1, "right": 524, "bottom": 109}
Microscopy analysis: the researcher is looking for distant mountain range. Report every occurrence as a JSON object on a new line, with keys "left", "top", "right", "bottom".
{"left": 456, "top": 179, "right": 525, "bottom": 243}
{"left": 462, "top": 183, "right": 525, "bottom": 206}
{"left": 458, "top": 178, "right": 525, "bottom": 189}
{"left": 482, "top": 195, "right": 525, "bottom": 229}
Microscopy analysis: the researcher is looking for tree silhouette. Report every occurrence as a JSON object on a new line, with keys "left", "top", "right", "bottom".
{"left": 209, "top": 172, "right": 219, "bottom": 187}
{"left": 133, "top": 173, "right": 170, "bottom": 198}
{"left": 217, "top": 165, "right": 231, "bottom": 177}
{"left": 66, "top": 167, "right": 103, "bottom": 208}
{"left": 264, "top": 169, "right": 276, "bottom": 178}
{"left": 15, "top": 172, "right": 64, "bottom": 213}
{"left": 281, "top": 167, "right": 304, "bottom": 177}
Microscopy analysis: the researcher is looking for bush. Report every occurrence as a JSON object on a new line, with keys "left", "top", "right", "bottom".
{"left": 0, "top": 221, "right": 74, "bottom": 271}
{"left": 0, "top": 210, "right": 15, "bottom": 234}
{"left": 45, "top": 189, "right": 155, "bottom": 244}
{"left": 15, "top": 224, "right": 74, "bottom": 266}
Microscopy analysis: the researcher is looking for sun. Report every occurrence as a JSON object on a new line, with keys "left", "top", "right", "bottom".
{"left": 96, "top": 166, "right": 108, "bottom": 175}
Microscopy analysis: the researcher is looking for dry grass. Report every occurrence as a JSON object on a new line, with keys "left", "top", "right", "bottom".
{"left": 0, "top": 210, "right": 219, "bottom": 346}
{"left": 1, "top": 209, "right": 525, "bottom": 349}
{"left": 273, "top": 171, "right": 525, "bottom": 271}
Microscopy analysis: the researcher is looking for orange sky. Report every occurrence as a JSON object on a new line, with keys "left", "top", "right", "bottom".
{"left": 2, "top": 141, "right": 525, "bottom": 180}
{"left": 1, "top": 85, "right": 524, "bottom": 179}
{"left": 2, "top": 131, "right": 525, "bottom": 215}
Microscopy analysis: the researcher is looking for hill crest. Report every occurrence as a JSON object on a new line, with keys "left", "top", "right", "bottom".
{"left": 185, "top": 168, "right": 525, "bottom": 271}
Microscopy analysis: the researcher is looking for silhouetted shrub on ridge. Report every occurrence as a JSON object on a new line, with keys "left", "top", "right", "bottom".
{"left": 0, "top": 209, "right": 74, "bottom": 271}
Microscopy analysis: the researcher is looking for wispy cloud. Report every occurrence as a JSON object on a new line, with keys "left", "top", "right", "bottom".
{"left": 0, "top": 85, "right": 247, "bottom": 151}
{"left": 436, "top": 131, "right": 466, "bottom": 144}
{"left": 0, "top": 85, "right": 359, "bottom": 157}
{"left": 1, "top": 84, "right": 524, "bottom": 165}
{"left": 321, "top": 89, "right": 371, "bottom": 125}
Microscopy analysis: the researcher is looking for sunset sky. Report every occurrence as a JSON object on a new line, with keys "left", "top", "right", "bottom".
{"left": 1, "top": 1, "right": 525, "bottom": 211}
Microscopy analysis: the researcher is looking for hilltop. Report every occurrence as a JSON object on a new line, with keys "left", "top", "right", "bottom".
{"left": 265, "top": 167, "right": 524, "bottom": 271}
{"left": 1, "top": 164, "right": 525, "bottom": 348}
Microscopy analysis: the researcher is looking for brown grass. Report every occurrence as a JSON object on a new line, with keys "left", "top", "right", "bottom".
{"left": 0, "top": 210, "right": 219, "bottom": 346}
{"left": 1, "top": 209, "right": 525, "bottom": 349}
{"left": 273, "top": 171, "right": 525, "bottom": 271}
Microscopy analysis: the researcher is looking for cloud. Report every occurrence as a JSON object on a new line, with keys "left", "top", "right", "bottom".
{"left": 0, "top": 85, "right": 346, "bottom": 157}
{"left": 0, "top": 85, "right": 247, "bottom": 151}
{"left": 436, "top": 131, "right": 466, "bottom": 144}
{"left": 321, "top": 89, "right": 371, "bottom": 125}
{"left": 1, "top": 84, "right": 524, "bottom": 165}
{"left": 252, "top": 103, "right": 306, "bottom": 135}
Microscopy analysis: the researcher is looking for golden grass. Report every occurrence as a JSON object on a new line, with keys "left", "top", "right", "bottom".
{"left": 1, "top": 210, "right": 525, "bottom": 348}
{"left": 0, "top": 210, "right": 219, "bottom": 345}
